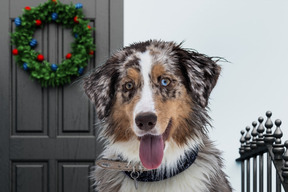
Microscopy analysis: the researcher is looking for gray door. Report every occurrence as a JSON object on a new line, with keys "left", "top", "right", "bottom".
{"left": 0, "top": 0, "right": 123, "bottom": 191}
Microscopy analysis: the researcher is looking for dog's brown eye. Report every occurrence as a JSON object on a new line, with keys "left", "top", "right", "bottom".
{"left": 125, "top": 82, "right": 134, "bottom": 90}
{"left": 160, "top": 78, "right": 171, "bottom": 87}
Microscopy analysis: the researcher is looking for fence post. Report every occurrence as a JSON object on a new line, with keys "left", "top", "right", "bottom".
{"left": 245, "top": 126, "right": 251, "bottom": 192}
{"left": 257, "top": 117, "right": 265, "bottom": 192}
{"left": 264, "top": 111, "right": 274, "bottom": 192}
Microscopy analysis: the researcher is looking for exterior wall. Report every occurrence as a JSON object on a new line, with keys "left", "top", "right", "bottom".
{"left": 124, "top": 0, "right": 288, "bottom": 191}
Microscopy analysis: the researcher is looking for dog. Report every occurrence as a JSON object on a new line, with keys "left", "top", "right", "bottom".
{"left": 83, "top": 40, "right": 232, "bottom": 192}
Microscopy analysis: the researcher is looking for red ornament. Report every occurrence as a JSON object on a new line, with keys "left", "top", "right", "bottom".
{"left": 25, "top": 6, "right": 31, "bottom": 11}
{"left": 74, "top": 16, "right": 79, "bottom": 23}
{"left": 12, "top": 49, "right": 18, "bottom": 55}
{"left": 35, "top": 20, "right": 42, "bottom": 26}
{"left": 37, "top": 54, "right": 44, "bottom": 62}
{"left": 66, "top": 53, "right": 72, "bottom": 59}
{"left": 89, "top": 50, "right": 94, "bottom": 55}
{"left": 87, "top": 25, "right": 91, "bottom": 30}
{"left": 52, "top": 0, "right": 57, "bottom": 4}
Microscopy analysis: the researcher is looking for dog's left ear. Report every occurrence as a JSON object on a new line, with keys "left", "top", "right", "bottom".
{"left": 176, "top": 48, "right": 221, "bottom": 108}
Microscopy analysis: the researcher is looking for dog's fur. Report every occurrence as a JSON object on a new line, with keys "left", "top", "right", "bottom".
{"left": 84, "top": 40, "right": 232, "bottom": 192}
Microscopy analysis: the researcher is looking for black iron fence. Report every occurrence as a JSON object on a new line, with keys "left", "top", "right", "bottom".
{"left": 236, "top": 111, "right": 288, "bottom": 192}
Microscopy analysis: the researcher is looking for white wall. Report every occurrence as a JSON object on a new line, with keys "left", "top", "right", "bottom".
{"left": 124, "top": 0, "right": 288, "bottom": 191}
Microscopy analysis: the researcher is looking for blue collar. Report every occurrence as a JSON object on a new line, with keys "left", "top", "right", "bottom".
{"left": 124, "top": 148, "right": 198, "bottom": 182}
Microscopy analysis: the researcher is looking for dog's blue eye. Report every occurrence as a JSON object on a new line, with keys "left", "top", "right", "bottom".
{"left": 161, "top": 78, "right": 171, "bottom": 87}
{"left": 125, "top": 82, "right": 134, "bottom": 90}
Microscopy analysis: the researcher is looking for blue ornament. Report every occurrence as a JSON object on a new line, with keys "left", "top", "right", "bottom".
{"left": 15, "top": 17, "right": 21, "bottom": 27}
{"left": 78, "top": 67, "right": 84, "bottom": 74}
{"left": 75, "top": 3, "right": 83, "bottom": 9}
{"left": 51, "top": 12, "right": 58, "bottom": 21}
{"left": 74, "top": 33, "right": 79, "bottom": 39}
{"left": 23, "top": 63, "right": 29, "bottom": 71}
{"left": 51, "top": 64, "right": 58, "bottom": 71}
{"left": 29, "top": 39, "right": 37, "bottom": 47}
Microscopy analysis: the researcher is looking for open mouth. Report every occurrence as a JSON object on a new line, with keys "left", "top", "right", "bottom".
{"left": 139, "top": 119, "right": 172, "bottom": 170}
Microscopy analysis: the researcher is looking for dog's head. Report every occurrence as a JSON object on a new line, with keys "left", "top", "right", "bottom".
{"left": 84, "top": 40, "right": 221, "bottom": 169}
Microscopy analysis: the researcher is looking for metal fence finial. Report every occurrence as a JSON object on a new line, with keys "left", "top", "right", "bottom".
{"left": 251, "top": 121, "right": 258, "bottom": 149}
{"left": 245, "top": 126, "right": 251, "bottom": 151}
{"left": 257, "top": 117, "right": 265, "bottom": 146}
{"left": 240, "top": 130, "right": 246, "bottom": 154}
{"left": 272, "top": 119, "right": 284, "bottom": 160}
{"left": 264, "top": 111, "right": 274, "bottom": 145}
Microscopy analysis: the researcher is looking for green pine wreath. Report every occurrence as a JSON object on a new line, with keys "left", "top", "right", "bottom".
{"left": 11, "top": 0, "right": 95, "bottom": 87}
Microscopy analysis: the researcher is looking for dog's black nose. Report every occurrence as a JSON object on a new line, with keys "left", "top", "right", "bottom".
{"left": 135, "top": 112, "right": 157, "bottom": 131}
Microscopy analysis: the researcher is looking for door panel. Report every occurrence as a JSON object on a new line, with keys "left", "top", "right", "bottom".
{"left": 0, "top": 0, "right": 123, "bottom": 191}
{"left": 12, "top": 162, "right": 48, "bottom": 192}
{"left": 58, "top": 162, "right": 94, "bottom": 192}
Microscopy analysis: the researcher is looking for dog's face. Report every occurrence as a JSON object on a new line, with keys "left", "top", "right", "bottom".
{"left": 84, "top": 40, "right": 220, "bottom": 169}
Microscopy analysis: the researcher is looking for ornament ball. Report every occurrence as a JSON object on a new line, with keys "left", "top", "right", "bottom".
{"left": 75, "top": 3, "right": 83, "bottom": 9}
{"left": 29, "top": 39, "right": 37, "bottom": 47}
{"left": 37, "top": 54, "right": 44, "bottom": 62}
{"left": 51, "top": 13, "right": 58, "bottom": 21}
{"left": 51, "top": 64, "right": 58, "bottom": 71}
{"left": 15, "top": 17, "right": 21, "bottom": 27}
{"left": 35, "top": 20, "right": 42, "bottom": 26}
{"left": 66, "top": 53, "right": 72, "bottom": 59}
{"left": 23, "top": 63, "right": 29, "bottom": 71}
{"left": 74, "top": 16, "right": 79, "bottom": 23}
{"left": 12, "top": 49, "right": 18, "bottom": 55}
{"left": 78, "top": 67, "right": 84, "bottom": 75}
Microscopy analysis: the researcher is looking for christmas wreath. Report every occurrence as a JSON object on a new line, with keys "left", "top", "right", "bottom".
{"left": 11, "top": 0, "right": 95, "bottom": 87}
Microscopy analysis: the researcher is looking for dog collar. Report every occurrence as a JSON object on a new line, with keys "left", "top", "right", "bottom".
{"left": 96, "top": 158, "right": 150, "bottom": 172}
{"left": 125, "top": 147, "right": 198, "bottom": 182}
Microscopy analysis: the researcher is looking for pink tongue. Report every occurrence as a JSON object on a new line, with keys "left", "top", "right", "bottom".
{"left": 139, "top": 134, "right": 164, "bottom": 170}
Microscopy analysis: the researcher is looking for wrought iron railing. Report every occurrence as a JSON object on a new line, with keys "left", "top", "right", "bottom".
{"left": 236, "top": 111, "right": 288, "bottom": 192}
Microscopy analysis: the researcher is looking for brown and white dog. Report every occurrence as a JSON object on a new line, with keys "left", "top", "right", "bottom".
{"left": 83, "top": 40, "right": 232, "bottom": 192}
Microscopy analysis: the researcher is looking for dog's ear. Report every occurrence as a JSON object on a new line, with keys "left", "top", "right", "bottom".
{"left": 83, "top": 58, "right": 119, "bottom": 120}
{"left": 175, "top": 48, "right": 221, "bottom": 108}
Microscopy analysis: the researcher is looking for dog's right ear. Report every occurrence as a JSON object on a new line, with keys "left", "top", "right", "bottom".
{"left": 83, "top": 59, "right": 119, "bottom": 120}
{"left": 174, "top": 46, "right": 221, "bottom": 108}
